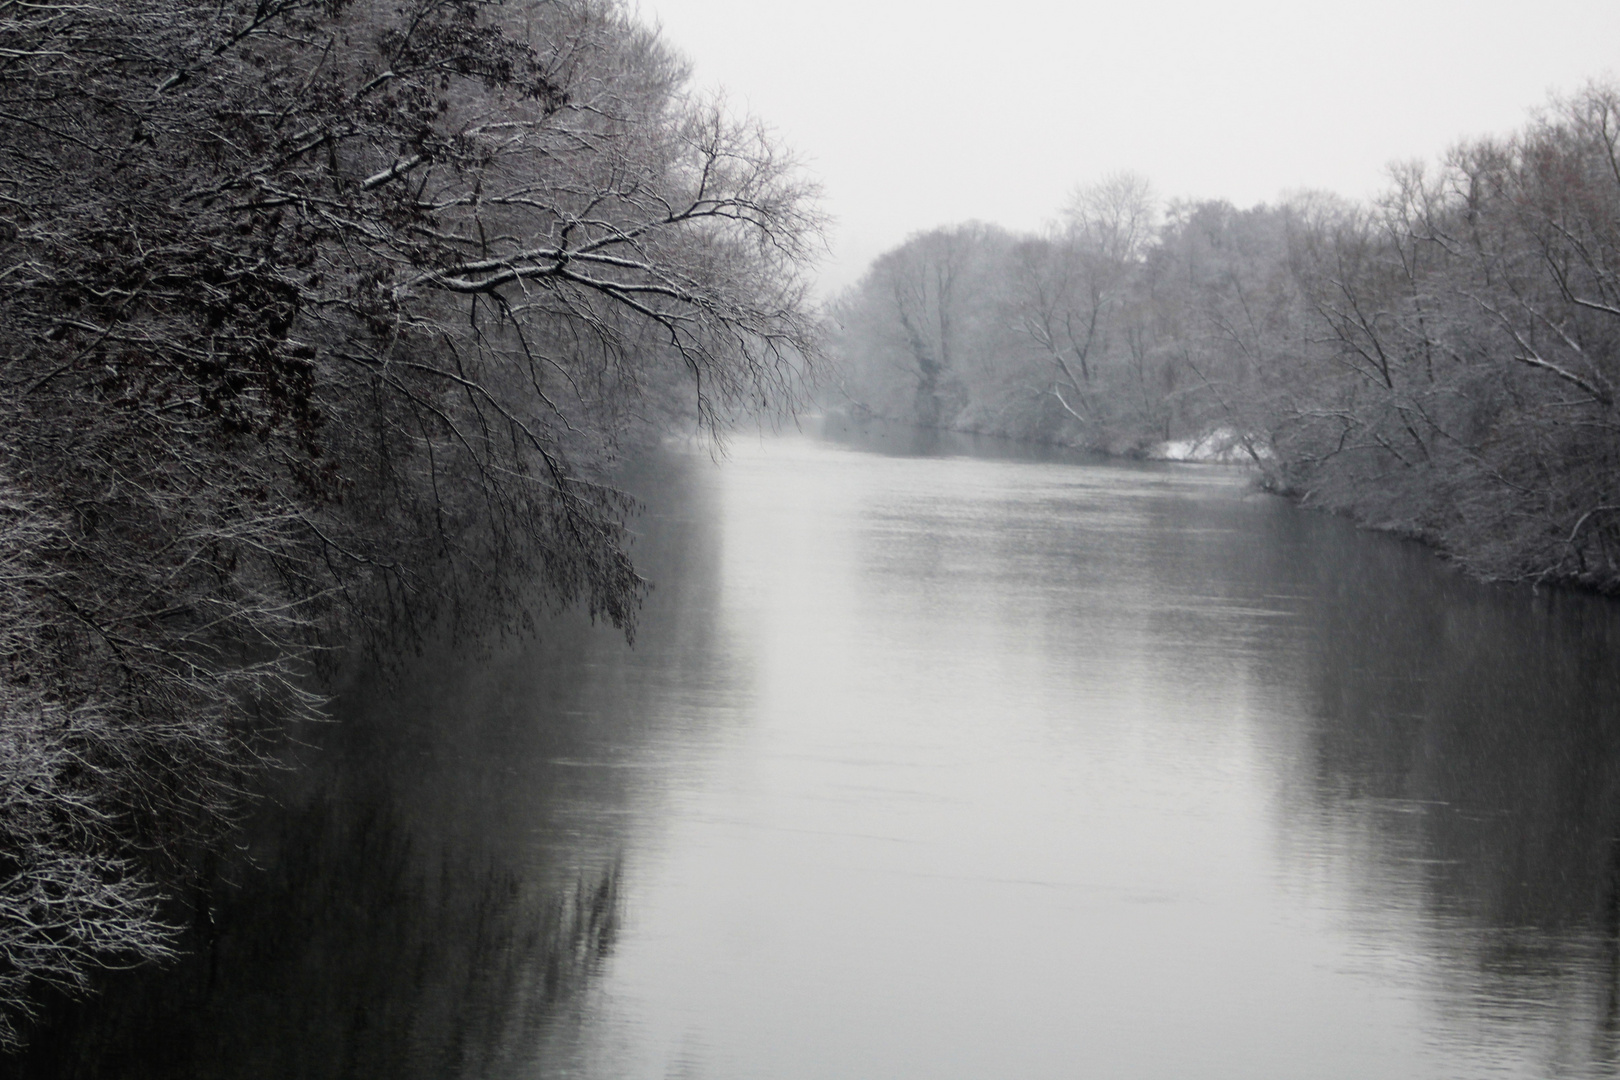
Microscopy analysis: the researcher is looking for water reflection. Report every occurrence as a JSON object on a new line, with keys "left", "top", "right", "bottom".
{"left": 24, "top": 799, "right": 621, "bottom": 1080}
{"left": 20, "top": 423, "right": 1620, "bottom": 1079}
{"left": 1258, "top": 507, "right": 1620, "bottom": 1076}
{"left": 17, "top": 452, "right": 736, "bottom": 1079}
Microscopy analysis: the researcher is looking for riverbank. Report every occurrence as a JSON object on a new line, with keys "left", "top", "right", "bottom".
{"left": 820, "top": 409, "right": 1620, "bottom": 596}
{"left": 0, "top": 0, "right": 822, "bottom": 1046}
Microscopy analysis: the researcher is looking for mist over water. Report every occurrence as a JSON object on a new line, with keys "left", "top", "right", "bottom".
{"left": 26, "top": 421, "right": 1620, "bottom": 1078}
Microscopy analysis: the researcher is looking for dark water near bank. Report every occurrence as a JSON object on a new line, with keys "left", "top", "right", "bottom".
{"left": 22, "top": 421, "right": 1620, "bottom": 1078}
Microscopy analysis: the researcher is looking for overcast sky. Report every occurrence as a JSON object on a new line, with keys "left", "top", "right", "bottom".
{"left": 637, "top": 0, "right": 1620, "bottom": 296}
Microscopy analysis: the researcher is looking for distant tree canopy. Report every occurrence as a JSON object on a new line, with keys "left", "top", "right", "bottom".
{"left": 832, "top": 89, "right": 1620, "bottom": 592}
{"left": 0, "top": 0, "right": 820, "bottom": 1045}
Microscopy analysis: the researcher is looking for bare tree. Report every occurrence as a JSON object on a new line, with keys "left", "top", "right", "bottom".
{"left": 0, "top": 0, "right": 822, "bottom": 1043}
{"left": 833, "top": 225, "right": 1004, "bottom": 428}
{"left": 1269, "top": 88, "right": 1620, "bottom": 584}
{"left": 998, "top": 175, "right": 1158, "bottom": 446}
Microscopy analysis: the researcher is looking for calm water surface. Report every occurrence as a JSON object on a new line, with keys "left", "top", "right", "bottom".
{"left": 25, "top": 422, "right": 1620, "bottom": 1078}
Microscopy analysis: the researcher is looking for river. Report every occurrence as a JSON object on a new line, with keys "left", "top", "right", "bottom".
{"left": 22, "top": 420, "right": 1620, "bottom": 1079}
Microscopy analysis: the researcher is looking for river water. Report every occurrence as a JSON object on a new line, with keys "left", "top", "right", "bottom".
{"left": 23, "top": 422, "right": 1620, "bottom": 1079}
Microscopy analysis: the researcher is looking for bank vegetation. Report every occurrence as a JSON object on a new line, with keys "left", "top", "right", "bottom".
{"left": 0, "top": 0, "right": 819, "bottom": 1045}
{"left": 832, "top": 85, "right": 1620, "bottom": 592}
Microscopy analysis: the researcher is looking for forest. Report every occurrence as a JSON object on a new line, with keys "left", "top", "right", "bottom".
{"left": 831, "top": 87, "right": 1620, "bottom": 594}
{"left": 0, "top": 0, "right": 819, "bottom": 1046}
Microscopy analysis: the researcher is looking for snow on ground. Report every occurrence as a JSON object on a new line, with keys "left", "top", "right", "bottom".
{"left": 1147, "top": 427, "right": 1266, "bottom": 464}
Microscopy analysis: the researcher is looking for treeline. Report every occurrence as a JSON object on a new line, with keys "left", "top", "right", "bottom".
{"left": 0, "top": 0, "right": 817, "bottom": 1045}
{"left": 832, "top": 85, "right": 1620, "bottom": 591}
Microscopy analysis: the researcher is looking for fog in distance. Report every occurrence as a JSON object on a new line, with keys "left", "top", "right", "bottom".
{"left": 641, "top": 0, "right": 1620, "bottom": 293}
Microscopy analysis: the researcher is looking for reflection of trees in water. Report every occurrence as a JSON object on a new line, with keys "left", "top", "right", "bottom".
{"left": 1091, "top": 480, "right": 1620, "bottom": 1069}
{"left": 817, "top": 413, "right": 1107, "bottom": 464}
{"left": 1250, "top": 508, "right": 1620, "bottom": 1068}
{"left": 18, "top": 795, "right": 621, "bottom": 1079}
{"left": 1298, "top": 536, "right": 1620, "bottom": 918}
{"left": 18, "top": 450, "right": 722, "bottom": 1078}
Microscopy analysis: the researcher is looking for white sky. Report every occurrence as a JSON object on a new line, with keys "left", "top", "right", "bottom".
{"left": 636, "top": 0, "right": 1620, "bottom": 296}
